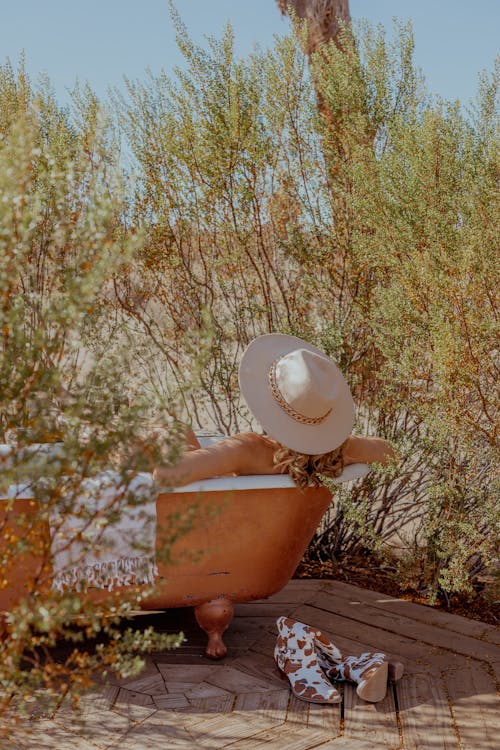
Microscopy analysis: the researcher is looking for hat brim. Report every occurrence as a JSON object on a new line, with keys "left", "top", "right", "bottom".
{"left": 238, "top": 334, "right": 355, "bottom": 455}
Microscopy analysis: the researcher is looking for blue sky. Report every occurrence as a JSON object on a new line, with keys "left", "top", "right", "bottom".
{"left": 1, "top": 1, "right": 498, "bottom": 107}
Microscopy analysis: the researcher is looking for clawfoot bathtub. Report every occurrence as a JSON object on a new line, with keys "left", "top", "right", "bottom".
{"left": 0, "top": 467, "right": 368, "bottom": 659}
{"left": 150, "top": 475, "right": 333, "bottom": 658}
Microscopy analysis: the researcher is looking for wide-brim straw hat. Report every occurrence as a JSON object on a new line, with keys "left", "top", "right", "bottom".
{"left": 238, "top": 334, "right": 355, "bottom": 455}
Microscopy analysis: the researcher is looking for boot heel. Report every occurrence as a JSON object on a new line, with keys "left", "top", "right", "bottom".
{"left": 388, "top": 660, "right": 404, "bottom": 682}
{"left": 356, "top": 661, "right": 388, "bottom": 703}
{"left": 326, "top": 651, "right": 394, "bottom": 704}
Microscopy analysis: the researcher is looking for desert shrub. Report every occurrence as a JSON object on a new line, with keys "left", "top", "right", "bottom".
{"left": 308, "top": 25, "right": 499, "bottom": 600}
{"left": 115, "top": 14, "right": 498, "bottom": 602}
{"left": 0, "top": 61, "right": 190, "bottom": 732}
{"left": 113, "top": 19, "right": 321, "bottom": 431}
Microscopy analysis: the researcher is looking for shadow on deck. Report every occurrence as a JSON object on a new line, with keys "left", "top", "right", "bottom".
{"left": 13, "top": 580, "right": 500, "bottom": 749}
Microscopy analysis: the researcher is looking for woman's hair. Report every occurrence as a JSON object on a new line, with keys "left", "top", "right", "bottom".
{"left": 270, "top": 439, "right": 346, "bottom": 487}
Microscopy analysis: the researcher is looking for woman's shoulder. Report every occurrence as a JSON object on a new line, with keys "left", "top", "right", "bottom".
{"left": 216, "top": 432, "right": 278, "bottom": 474}
{"left": 228, "top": 431, "right": 271, "bottom": 446}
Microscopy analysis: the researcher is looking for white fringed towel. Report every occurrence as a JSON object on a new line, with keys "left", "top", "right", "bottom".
{"left": 50, "top": 470, "right": 158, "bottom": 592}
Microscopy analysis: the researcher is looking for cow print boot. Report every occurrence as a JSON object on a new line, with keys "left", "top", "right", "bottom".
{"left": 274, "top": 616, "right": 341, "bottom": 704}
{"left": 320, "top": 651, "right": 394, "bottom": 703}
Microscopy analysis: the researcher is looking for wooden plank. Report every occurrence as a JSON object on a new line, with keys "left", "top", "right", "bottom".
{"left": 219, "top": 725, "right": 333, "bottom": 750}
{"left": 226, "top": 616, "right": 278, "bottom": 633}
{"left": 233, "top": 601, "right": 305, "bottom": 618}
{"left": 285, "top": 693, "right": 310, "bottom": 726}
{"left": 153, "top": 693, "right": 191, "bottom": 710}
{"left": 121, "top": 674, "right": 166, "bottom": 696}
{"left": 112, "top": 696, "right": 157, "bottom": 723}
{"left": 184, "top": 681, "right": 233, "bottom": 700}
{"left": 490, "top": 659, "right": 500, "bottom": 688}
{"left": 56, "top": 689, "right": 131, "bottom": 717}
{"left": 324, "top": 580, "right": 500, "bottom": 645}
{"left": 307, "top": 590, "right": 500, "bottom": 662}
{"left": 292, "top": 603, "right": 435, "bottom": 663}
{"left": 156, "top": 664, "right": 215, "bottom": 683}
{"left": 178, "top": 694, "right": 234, "bottom": 720}
{"left": 265, "top": 580, "right": 325, "bottom": 602}
{"left": 282, "top": 692, "right": 342, "bottom": 737}
{"left": 115, "top": 688, "right": 155, "bottom": 708}
{"left": 227, "top": 615, "right": 280, "bottom": 629}
{"left": 105, "top": 657, "right": 162, "bottom": 687}
{"left": 396, "top": 670, "right": 459, "bottom": 749}
{"left": 223, "top": 628, "right": 275, "bottom": 651}
{"left": 307, "top": 700, "right": 341, "bottom": 736}
{"left": 234, "top": 661, "right": 340, "bottom": 733}
{"left": 230, "top": 652, "right": 287, "bottom": 689}
{"left": 96, "top": 684, "right": 119, "bottom": 708}
{"left": 54, "top": 701, "right": 133, "bottom": 748}
{"left": 249, "top": 630, "right": 279, "bottom": 657}
{"left": 10, "top": 720, "right": 103, "bottom": 750}
{"left": 221, "top": 615, "right": 279, "bottom": 650}
{"left": 160, "top": 680, "right": 208, "bottom": 694}
{"left": 233, "top": 689, "right": 290, "bottom": 723}
{"left": 183, "top": 713, "right": 271, "bottom": 748}
{"left": 108, "top": 711, "right": 199, "bottom": 749}
{"left": 152, "top": 652, "right": 221, "bottom": 665}
{"left": 443, "top": 660, "right": 500, "bottom": 750}
{"left": 343, "top": 682, "right": 400, "bottom": 749}
{"left": 320, "top": 739, "right": 392, "bottom": 750}
{"left": 205, "top": 666, "right": 272, "bottom": 694}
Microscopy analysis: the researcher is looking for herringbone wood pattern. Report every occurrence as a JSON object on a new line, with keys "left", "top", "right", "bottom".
{"left": 12, "top": 580, "right": 500, "bottom": 749}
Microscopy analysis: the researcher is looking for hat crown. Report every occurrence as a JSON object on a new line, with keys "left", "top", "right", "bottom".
{"left": 274, "top": 349, "right": 339, "bottom": 420}
{"left": 238, "top": 333, "right": 355, "bottom": 454}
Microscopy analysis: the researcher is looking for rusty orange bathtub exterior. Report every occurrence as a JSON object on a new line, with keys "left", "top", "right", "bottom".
{"left": 0, "top": 477, "right": 332, "bottom": 657}
{"left": 0, "top": 496, "right": 51, "bottom": 611}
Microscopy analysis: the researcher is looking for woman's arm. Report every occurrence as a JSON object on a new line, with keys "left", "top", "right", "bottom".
{"left": 184, "top": 427, "right": 202, "bottom": 451}
{"left": 153, "top": 432, "right": 277, "bottom": 488}
{"left": 153, "top": 432, "right": 396, "bottom": 488}
{"left": 342, "top": 436, "right": 396, "bottom": 466}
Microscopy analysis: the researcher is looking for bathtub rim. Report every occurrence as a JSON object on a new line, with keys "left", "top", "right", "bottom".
{"left": 166, "top": 463, "right": 369, "bottom": 493}
{"left": 1, "top": 463, "right": 370, "bottom": 500}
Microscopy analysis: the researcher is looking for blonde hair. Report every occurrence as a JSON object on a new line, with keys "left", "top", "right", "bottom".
{"left": 270, "top": 438, "right": 346, "bottom": 488}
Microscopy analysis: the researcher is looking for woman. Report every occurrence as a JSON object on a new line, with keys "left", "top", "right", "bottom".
{"left": 154, "top": 334, "right": 395, "bottom": 488}
{"left": 154, "top": 334, "right": 401, "bottom": 704}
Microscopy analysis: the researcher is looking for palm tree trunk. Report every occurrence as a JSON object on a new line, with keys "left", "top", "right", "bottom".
{"left": 276, "top": 0, "right": 350, "bottom": 54}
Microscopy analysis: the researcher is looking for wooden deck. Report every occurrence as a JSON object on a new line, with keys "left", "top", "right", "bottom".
{"left": 13, "top": 580, "right": 500, "bottom": 749}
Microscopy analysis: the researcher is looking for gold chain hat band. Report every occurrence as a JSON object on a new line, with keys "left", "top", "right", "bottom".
{"left": 268, "top": 359, "right": 332, "bottom": 426}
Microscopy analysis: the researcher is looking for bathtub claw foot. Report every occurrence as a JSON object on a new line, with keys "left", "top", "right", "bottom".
{"left": 195, "top": 598, "right": 234, "bottom": 659}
